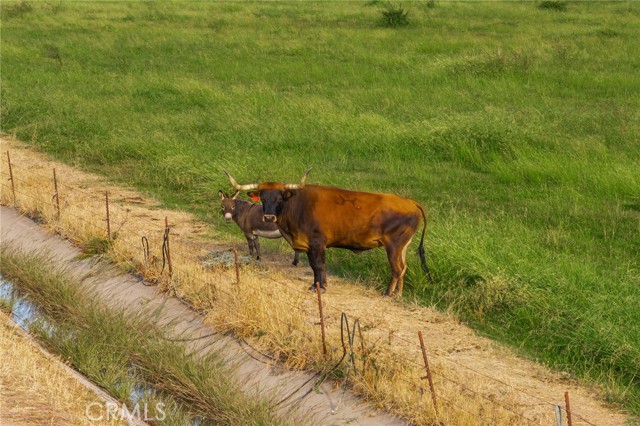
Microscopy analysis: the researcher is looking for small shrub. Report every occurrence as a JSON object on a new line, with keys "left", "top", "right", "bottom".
{"left": 598, "top": 28, "right": 620, "bottom": 38}
{"left": 81, "top": 236, "right": 111, "bottom": 257}
{"left": 43, "top": 44, "right": 63, "bottom": 68}
{"left": 380, "top": 2, "right": 410, "bottom": 27}
{"left": 538, "top": 1, "right": 567, "bottom": 12}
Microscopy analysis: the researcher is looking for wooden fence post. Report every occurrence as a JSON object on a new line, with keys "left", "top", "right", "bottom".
{"left": 418, "top": 330, "right": 438, "bottom": 415}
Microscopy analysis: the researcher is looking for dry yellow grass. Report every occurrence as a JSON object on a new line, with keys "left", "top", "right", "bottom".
{"left": 0, "top": 311, "right": 124, "bottom": 426}
{"left": 0, "top": 136, "right": 627, "bottom": 425}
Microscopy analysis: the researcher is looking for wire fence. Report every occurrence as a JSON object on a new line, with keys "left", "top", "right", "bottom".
{"left": 1, "top": 150, "right": 606, "bottom": 426}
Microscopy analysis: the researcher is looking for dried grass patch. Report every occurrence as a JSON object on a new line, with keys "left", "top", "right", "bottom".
{"left": 0, "top": 312, "right": 123, "bottom": 426}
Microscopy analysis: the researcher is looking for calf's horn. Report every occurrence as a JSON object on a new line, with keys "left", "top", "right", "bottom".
{"left": 224, "top": 169, "right": 259, "bottom": 191}
{"left": 284, "top": 167, "right": 312, "bottom": 190}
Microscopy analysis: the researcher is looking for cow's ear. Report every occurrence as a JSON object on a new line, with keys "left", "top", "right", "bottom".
{"left": 248, "top": 190, "right": 260, "bottom": 200}
{"left": 283, "top": 190, "right": 295, "bottom": 200}
{"left": 218, "top": 190, "right": 226, "bottom": 200}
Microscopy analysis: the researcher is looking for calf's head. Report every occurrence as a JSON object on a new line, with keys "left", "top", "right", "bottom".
{"left": 218, "top": 190, "right": 240, "bottom": 223}
{"left": 223, "top": 168, "right": 312, "bottom": 223}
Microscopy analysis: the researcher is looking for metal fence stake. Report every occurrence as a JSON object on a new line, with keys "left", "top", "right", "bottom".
{"left": 316, "top": 282, "right": 327, "bottom": 357}
{"left": 164, "top": 216, "right": 173, "bottom": 277}
{"left": 6, "top": 151, "right": 16, "bottom": 204}
{"left": 418, "top": 330, "right": 438, "bottom": 415}
{"left": 554, "top": 404, "right": 563, "bottom": 426}
{"left": 564, "top": 391, "right": 573, "bottom": 426}
{"left": 53, "top": 168, "right": 60, "bottom": 218}
{"left": 105, "top": 191, "right": 111, "bottom": 241}
{"left": 233, "top": 245, "right": 240, "bottom": 285}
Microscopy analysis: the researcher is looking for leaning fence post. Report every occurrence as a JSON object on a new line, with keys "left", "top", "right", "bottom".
{"left": 6, "top": 151, "right": 16, "bottom": 204}
{"left": 105, "top": 191, "right": 111, "bottom": 241}
{"left": 53, "top": 168, "right": 60, "bottom": 219}
{"left": 418, "top": 330, "right": 438, "bottom": 415}
{"left": 233, "top": 245, "right": 240, "bottom": 285}
{"left": 164, "top": 216, "right": 173, "bottom": 277}
{"left": 316, "top": 282, "right": 327, "bottom": 357}
{"left": 564, "top": 391, "right": 573, "bottom": 426}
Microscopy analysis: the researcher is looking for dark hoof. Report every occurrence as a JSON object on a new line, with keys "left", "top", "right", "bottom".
{"left": 308, "top": 284, "right": 326, "bottom": 293}
{"left": 292, "top": 260, "right": 299, "bottom": 266}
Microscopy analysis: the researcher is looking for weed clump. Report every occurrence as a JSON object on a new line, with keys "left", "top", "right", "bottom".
{"left": 81, "top": 236, "right": 111, "bottom": 257}
{"left": 368, "top": 1, "right": 410, "bottom": 27}
{"left": 538, "top": 1, "right": 567, "bottom": 12}
{"left": 2, "top": 1, "right": 32, "bottom": 19}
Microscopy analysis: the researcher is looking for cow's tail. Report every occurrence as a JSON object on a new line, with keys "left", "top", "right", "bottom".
{"left": 416, "top": 203, "right": 434, "bottom": 284}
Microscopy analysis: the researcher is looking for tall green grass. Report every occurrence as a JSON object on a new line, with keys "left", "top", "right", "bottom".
{"left": 1, "top": 1, "right": 639, "bottom": 415}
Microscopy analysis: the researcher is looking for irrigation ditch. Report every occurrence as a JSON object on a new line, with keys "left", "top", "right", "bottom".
{"left": 0, "top": 137, "right": 632, "bottom": 425}
{"left": 0, "top": 206, "right": 402, "bottom": 426}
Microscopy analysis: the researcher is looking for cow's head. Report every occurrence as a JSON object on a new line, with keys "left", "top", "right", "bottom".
{"left": 224, "top": 168, "right": 311, "bottom": 223}
{"left": 218, "top": 190, "right": 240, "bottom": 223}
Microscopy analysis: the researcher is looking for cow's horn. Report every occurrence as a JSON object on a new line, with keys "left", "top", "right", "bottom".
{"left": 285, "top": 167, "right": 312, "bottom": 190}
{"left": 224, "top": 169, "right": 259, "bottom": 191}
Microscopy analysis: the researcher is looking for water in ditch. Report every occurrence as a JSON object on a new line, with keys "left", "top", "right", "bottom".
{"left": 0, "top": 273, "right": 203, "bottom": 426}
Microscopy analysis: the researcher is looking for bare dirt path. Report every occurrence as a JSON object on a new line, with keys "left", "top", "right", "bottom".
{"left": 0, "top": 136, "right": 631, "bottom": 425}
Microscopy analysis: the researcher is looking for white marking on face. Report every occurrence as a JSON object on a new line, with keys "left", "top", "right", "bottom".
{"left": 224, "top": 213, "right": 232, "bottom": 221}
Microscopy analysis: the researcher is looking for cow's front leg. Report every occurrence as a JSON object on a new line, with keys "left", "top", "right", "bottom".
{"left": 292, "top": 250, "right": 300, "bottom": 266}
{"left": 306, "top": 242, "right": 327, "bottom": 292}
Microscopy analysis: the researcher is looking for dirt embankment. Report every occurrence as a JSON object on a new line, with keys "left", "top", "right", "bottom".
{"left": 0, "top": 136, "right": 631, "bottom": 425}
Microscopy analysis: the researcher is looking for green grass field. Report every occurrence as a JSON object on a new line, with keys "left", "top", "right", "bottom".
{"left": 2, "top": 0, "right": 639, "bottom": 415}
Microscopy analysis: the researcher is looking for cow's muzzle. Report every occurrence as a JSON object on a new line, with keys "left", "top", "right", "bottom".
{"left": 262, "top": 214, "right": 277, "bottom": 223}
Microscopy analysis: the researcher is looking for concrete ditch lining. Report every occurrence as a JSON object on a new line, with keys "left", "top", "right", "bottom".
{"left": 0, "top": 205, "right": 404, "bottom": 425}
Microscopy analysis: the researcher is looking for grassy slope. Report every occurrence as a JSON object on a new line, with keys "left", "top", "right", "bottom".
{"left": 1, "top": 0, "right": 639, "bottom": 413}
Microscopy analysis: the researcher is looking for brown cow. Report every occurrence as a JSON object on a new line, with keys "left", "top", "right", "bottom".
{"left": 218, "top": 190, "right": 300, "bottom": 265}
{"left": 223, "top": 169, "right": 433, "bottom": 296}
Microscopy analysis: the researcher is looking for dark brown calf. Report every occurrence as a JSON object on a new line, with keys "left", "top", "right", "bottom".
{"left": 219, "top": 190, "right": 300, "bottom": 265}
{"left": 223, "top": 170, "right": 433, "bottom": 296}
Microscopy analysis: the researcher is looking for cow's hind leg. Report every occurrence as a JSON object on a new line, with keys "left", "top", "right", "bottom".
{"left": 292, "top": 250, "right": 300, "bottom": 266}
{"left": 395, "top": 237, "right": 413, "bottom": 296}
{"left": 384, "top": 236, "right": 413, "bottom": 297}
